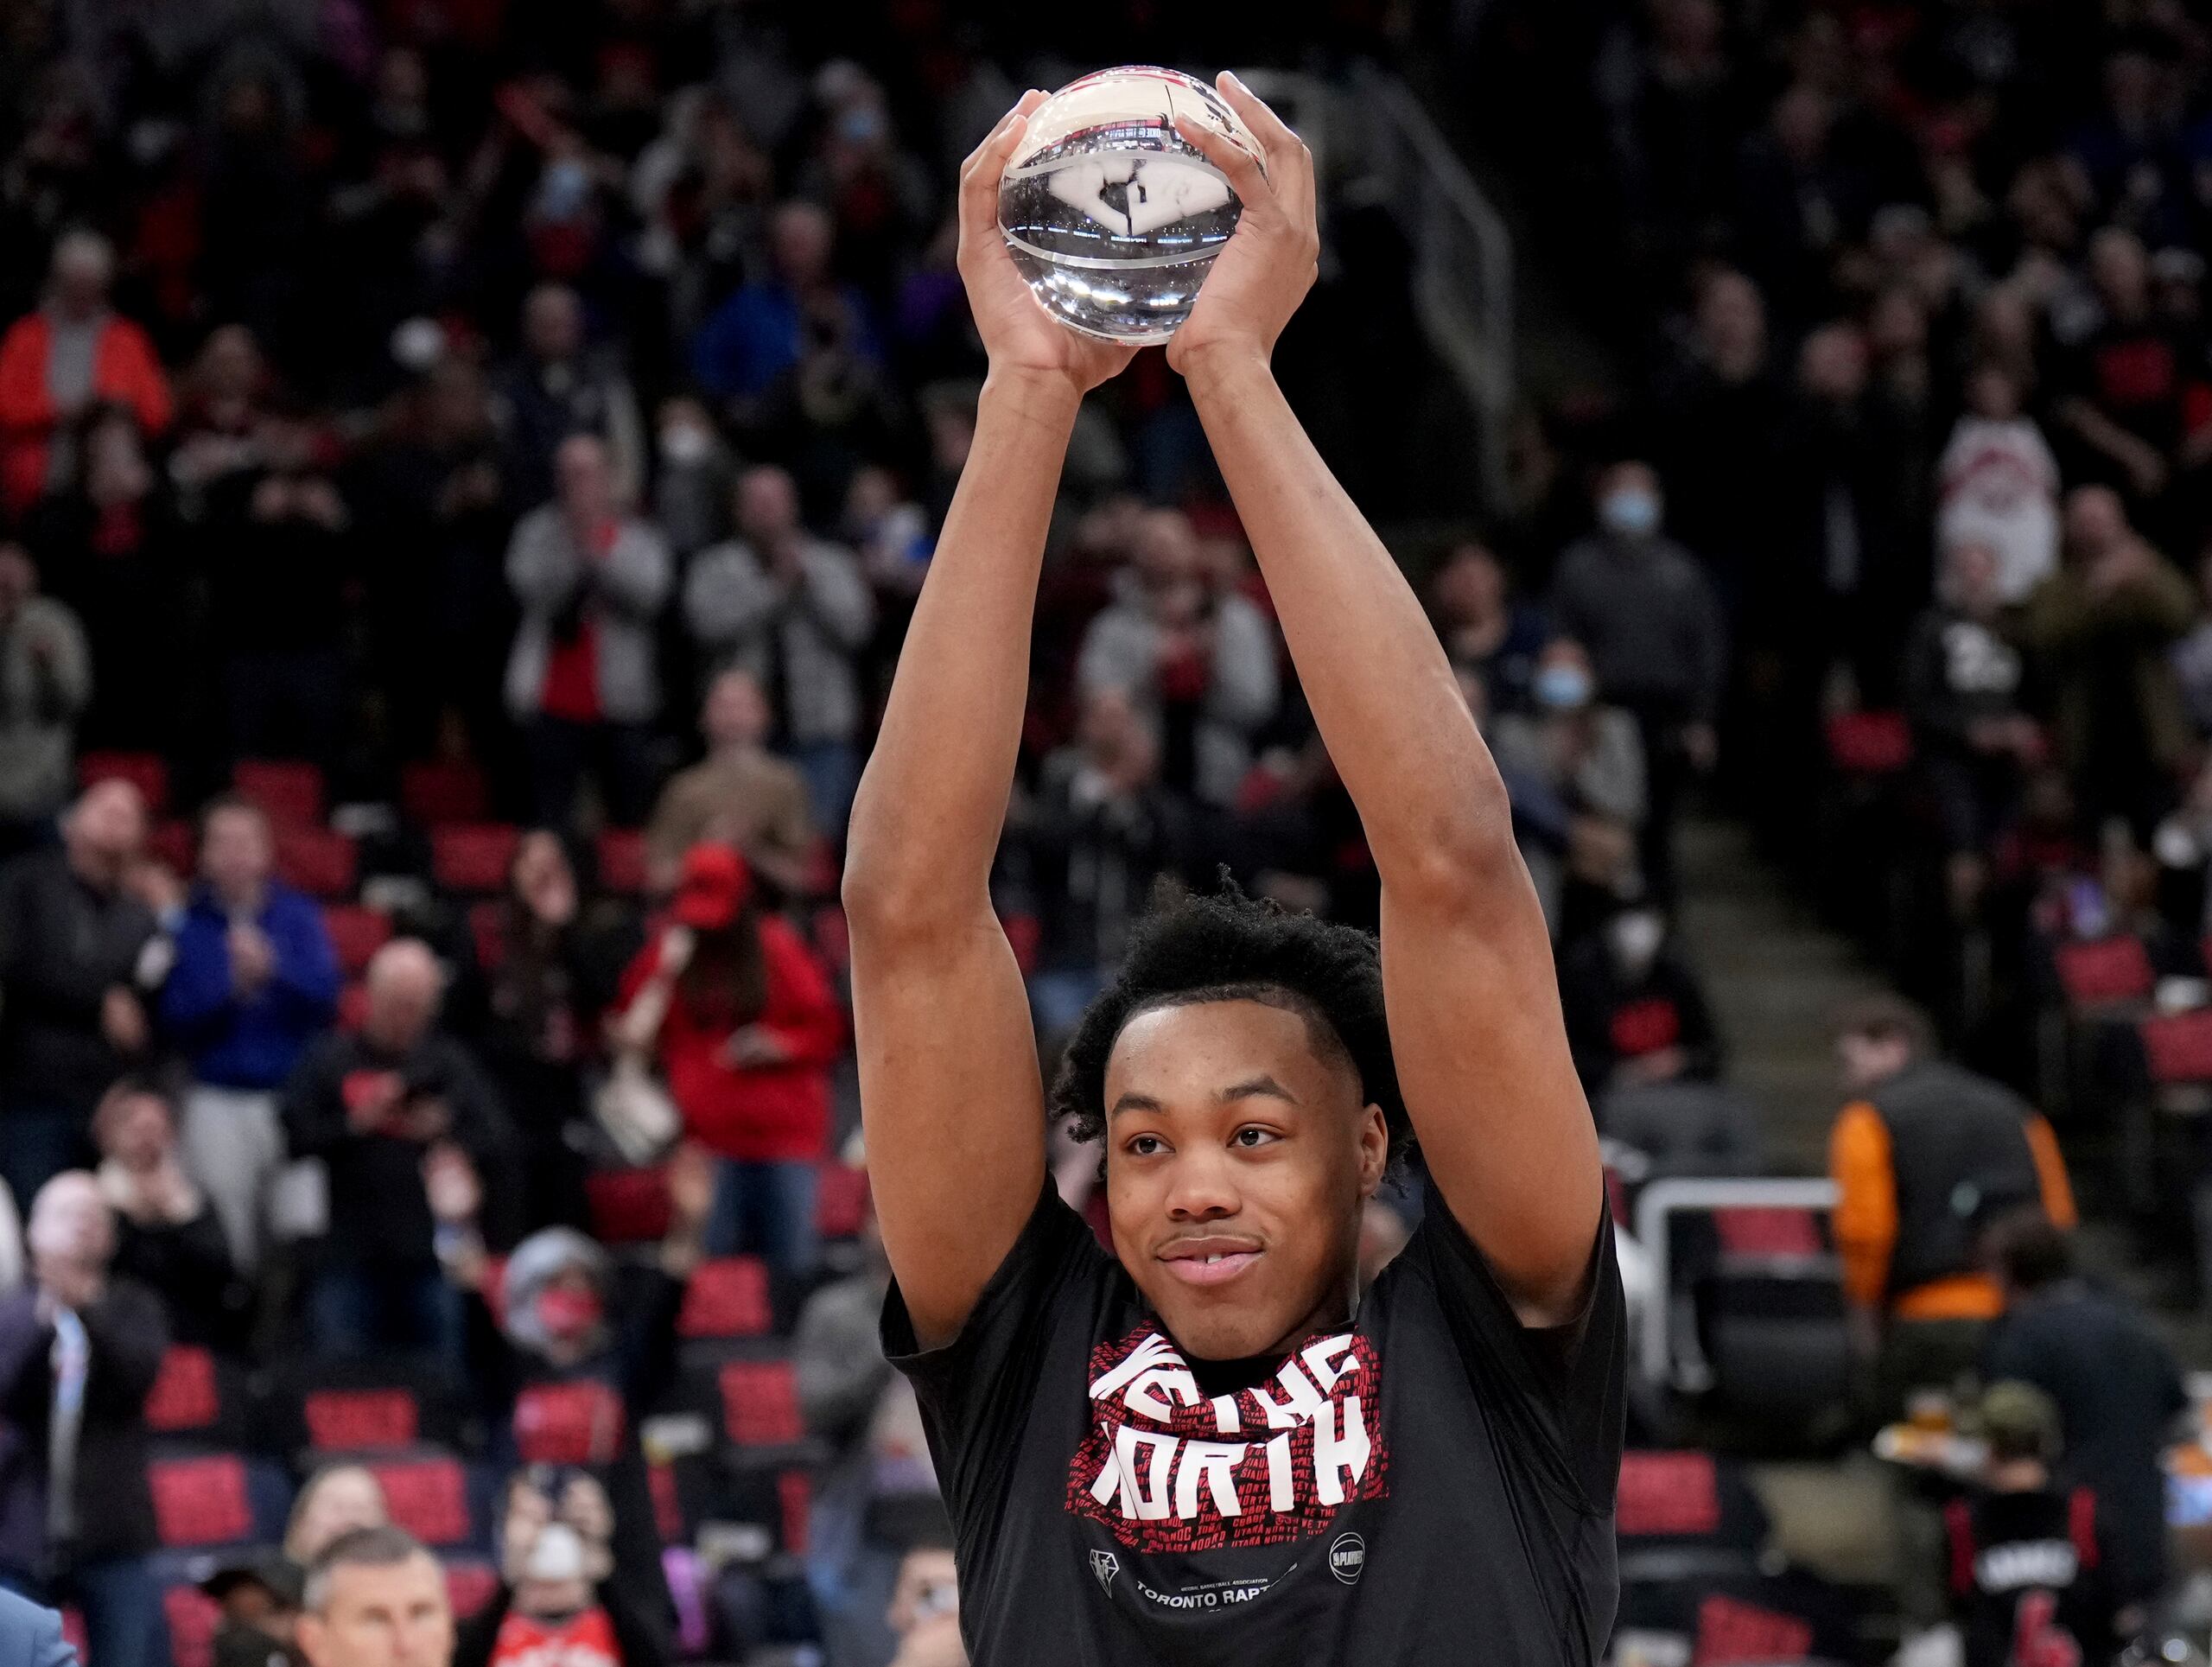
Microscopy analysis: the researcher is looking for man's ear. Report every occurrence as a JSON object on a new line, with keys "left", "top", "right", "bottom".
{"left": 1357, "top": 1103, "right": 1389, "bottom": 1199}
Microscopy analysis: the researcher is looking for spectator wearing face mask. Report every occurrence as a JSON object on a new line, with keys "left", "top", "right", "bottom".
{"left": 885, "top": 1538, "right": 964, "bottom": 1667}
{"left": 1559, "top": 905, "right": 1723, "bottom": 1095}
{"left": 439, "top": 1147, "right": 713, "bottom": 1632}
{"left": 1548, "top": 461, "right": 1724, "bottom": 901}
{"left": 1905, "top": 538, "right": 2043, "bottom": 920}
{"left": 1937, "top": 364, "right": 2063, "bottom": 606}
{"left": 684, "top": 466, "right": 874, "bottom": 836}
{"left": 1076, "top": 507, "right": 1281, "bottom": 811}
{"left": 648, "top": 397, "right": 734, "bottom": 560}
{"left": 453, "top": 1472, "right": 667, "bottom": 1667}
{"left": 1490, "top": 639, "right": 1648, "bottom": 938}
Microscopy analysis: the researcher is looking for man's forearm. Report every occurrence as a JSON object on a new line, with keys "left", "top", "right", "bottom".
{"left": 845, "top": 371, "right": 1082, "bottom": 918}
{"left": 1185, "top": 353, "right": 1509, "bottom": 884}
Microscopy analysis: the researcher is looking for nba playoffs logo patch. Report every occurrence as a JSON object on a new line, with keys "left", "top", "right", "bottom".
{"left": 1065, "top": 1325, "right": 1390, "bottom": 1554}
{"left": 1328, "top": 1532, "right": 1366, "bottom": 1585}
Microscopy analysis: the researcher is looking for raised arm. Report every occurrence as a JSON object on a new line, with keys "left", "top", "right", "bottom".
{"left": 1175, "top": 78, "right": 1599, "bottom": 1322}
{"left": 842, "top": 92, "right": 1135, "bottom": 1351}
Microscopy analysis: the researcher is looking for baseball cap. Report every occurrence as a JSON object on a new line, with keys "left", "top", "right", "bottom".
{"left": 671, "top": 843, "right": 753, "bottom": 931}
{"left": 1978, "top": 1380, "right": 2062, "bottom": 1464}
{"left": 199, "top": 1551, "right": 304, "bottom": 1609}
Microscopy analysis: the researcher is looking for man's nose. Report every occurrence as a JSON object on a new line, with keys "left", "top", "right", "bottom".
{"left": 1164, "top": 1148, "right": 1240, "bottom": 1221}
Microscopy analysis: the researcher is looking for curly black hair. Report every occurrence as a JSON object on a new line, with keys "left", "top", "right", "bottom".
{"left": 1047, "top": 887, "right": 1413, "bottom": 1164}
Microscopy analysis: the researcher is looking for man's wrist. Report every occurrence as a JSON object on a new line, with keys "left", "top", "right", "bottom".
{"left": 980, "top": 366, "right": 1085, "bottom": 423}
{"left": 1176, "top": 342, "right": 1276, "bottom": 404}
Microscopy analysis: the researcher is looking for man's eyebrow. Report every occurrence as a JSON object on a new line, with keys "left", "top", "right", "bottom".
{"left": 1220, "top": 1075, "right": 1298, "bottom": 1104}
{"left": 1108, "top": 1092, "right": 1165, "bottom": 1118}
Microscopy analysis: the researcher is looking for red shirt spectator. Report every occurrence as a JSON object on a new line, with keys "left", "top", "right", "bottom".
{"left": 0, "top": 232, "right": 173, "bottom": 514}
{"left": 614, "top": 844, "right": 841, "bottom": 1161}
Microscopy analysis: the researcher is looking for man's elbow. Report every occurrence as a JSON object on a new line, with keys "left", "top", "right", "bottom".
{"left": 1378, "top": 784, "right": 1522, "bottom": 908}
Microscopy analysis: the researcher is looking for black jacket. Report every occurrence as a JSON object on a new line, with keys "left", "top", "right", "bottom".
{"left": 0, "top": 1279, "right": 167, "bottom": 1572}
{"left": 281, "top": 1029, "right": 518, "bottom": 1265}
{"left": 0, "top": 849, "right": 157, "bottom": 1115}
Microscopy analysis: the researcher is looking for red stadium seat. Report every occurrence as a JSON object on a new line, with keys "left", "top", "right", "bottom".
{"left": 367, "top": 1456, "right": 472, "bottom": 1547}
{"left": 143, "top": 1345, "right": 220, "bottom": 1434}
{"left": 512, "top": 1380, "right": 627, "bottom": 1467}
{"left": 304, "top": 1387, "right": 423, "bottom": 1452}
{"left": 402, "top": 760, "right": 490, "bottom": 829}
{"left": 149, "top": 818, "right": 194, "bottom": 875}
{"left": 1824, "top": 711, "right": 1913, "bottom": 775}
{"left": 162, "top": 1584, "right": 221, "bottom": 1667}
{"left": 2055, "top": 936, "right": 2154, "bottom": 1010}
{"left": 234, "top": 760, "right": 324, "bottom": 827}
{"left": 1713, "top": 1209, "right": 1823, "bottom": 1260}
{"left": 778, "top": 1469, "right": 811, "bottom": 1556}
{"left": 149, "top": 1454, "right": 255, "bottom": 1547}
{"left": 816, "top": 1164, "right": 870, "bottom": 1240}
{"left": 468, "top": 900, "right": 506, "bottom": 974}
{"left": 79, "top": 751, "right": 168, "bottom": 815}
{"left": 586, "top": 1166, "right": 672, "bottom": 1244}
{"left": 1616, "top": 1452, "right": 1723, "bottom": 1539}
{"left": 324, "top": 905, "right": 394, "bottom": 977}
{"left": 1694, "top": 1594, "right": 1815, "bottom": 1666}
{"left": 443, "top": 1559, "right": 501, "bottom": 1621}
{"left": 276, "top": 826, "right": 358, "bottom": 899}
{"left": 718, "top": 1358, "right": 804, "bottom": 1448}
{"left": 677, "top": 1257, "right": 772, "bottom": 1339}
{"left": 2142, "top": 1009, "right": 2212, "bottom": 1085}
{"left": 433, "top": 824, "right": 520, "bottom": 894}
{"left": 596, "top": 830, "right": 648, "bottom": 896}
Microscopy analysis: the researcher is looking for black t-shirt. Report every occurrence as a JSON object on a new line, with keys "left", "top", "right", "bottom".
{"left": 1945, "top": 1485, "right": 2114, "bottom": 1667}
{"left": 884, "top": 1186, "right": 1626, "bottom": 1666}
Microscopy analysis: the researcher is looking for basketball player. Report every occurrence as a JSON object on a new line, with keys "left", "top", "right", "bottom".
{"left": 843, "top": 76, "right": 1623, "bottom": 1664}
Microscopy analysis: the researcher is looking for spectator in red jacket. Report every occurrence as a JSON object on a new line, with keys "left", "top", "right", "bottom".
{"left": 611, "top": 843, "right": 841, "bottom": 1288}
{"left": 0, "top": 232, "right": 173, "bottom": 515}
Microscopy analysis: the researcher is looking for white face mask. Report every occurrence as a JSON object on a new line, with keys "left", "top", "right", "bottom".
{"left": 1599, "top": 489, "right": 1662, "bottom": 539}
{"left": 658, "top": 423, "right": 713, "bottom": 466}
{"left": 1607, "top": 911, "right": 1665, "bottom": 976}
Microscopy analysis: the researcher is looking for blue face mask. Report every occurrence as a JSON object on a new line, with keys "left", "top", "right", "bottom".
{"left": 1599, "top": 489, "right": 1662, "bottom": 540}
{"left": 1534, "top": 664, "right": 1593, "bottom": 710}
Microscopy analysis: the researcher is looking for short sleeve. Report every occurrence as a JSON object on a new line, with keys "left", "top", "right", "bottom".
{"left": 1404, "top": 1196, "right": 1626, "bottom": 1515}
{"left": 882, "top": 1185, "right": 1110, "bottom": 1524}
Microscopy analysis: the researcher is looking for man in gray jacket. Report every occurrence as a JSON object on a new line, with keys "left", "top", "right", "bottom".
{"left": 0, "top": 545, "right": 88, "bottom": 856}
{"left": 1075, "top": 508, "right": 1279, "bottom": 809}
{"left": 684, "top": 464, "right": 874, "bottom": 834}
{"left": 504, "top": 433, "right": 672, "bottom": 829}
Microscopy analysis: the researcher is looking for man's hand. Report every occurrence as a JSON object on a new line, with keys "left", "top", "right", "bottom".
{"left": 229, "top": 923, "right": 276, "bottom": 995}
{"left": 422, "top": 1142, "right": 481, "bottom": 1225}
{"left": 101, "top": 986, "right": 148, "bottom": 1053}
{"left": 957, "top": 92, "right": 1137, "bottom": 396}
{"left": 1166, "top": 73, "right": 1319, "bottom": 379}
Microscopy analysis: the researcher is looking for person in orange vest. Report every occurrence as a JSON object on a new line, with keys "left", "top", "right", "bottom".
{"left": 1827, "top": 996, "right": 2075, "bottom": 1415}
{"left": 0, "top": 232, "right": 172, "bottom": 516}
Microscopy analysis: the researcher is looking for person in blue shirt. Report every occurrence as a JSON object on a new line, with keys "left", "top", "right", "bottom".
{"left": 160, "top": 793, "right": 340, "bottom": 1276}
{"left": 690, "top": 201, "right": 882, "bottom": 408}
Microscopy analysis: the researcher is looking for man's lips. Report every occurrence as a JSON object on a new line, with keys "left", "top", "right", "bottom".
{"left": 1156, "top": 1237, "right": 1263, "bottom": 1288}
